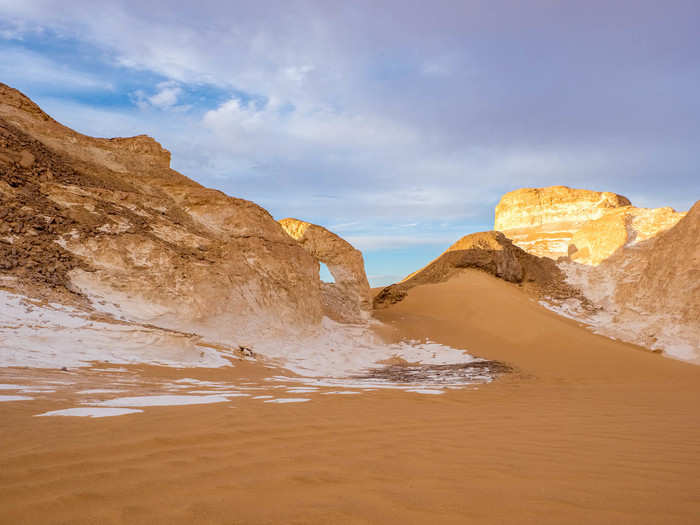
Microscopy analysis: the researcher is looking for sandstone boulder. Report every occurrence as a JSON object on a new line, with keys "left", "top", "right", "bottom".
{"left": 568, "top": 205, "right": 685, "bottom": 265}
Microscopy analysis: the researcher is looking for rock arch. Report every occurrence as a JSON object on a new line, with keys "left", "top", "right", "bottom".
{"left": 279, "top": 218, "right": 371, "bottom": 323}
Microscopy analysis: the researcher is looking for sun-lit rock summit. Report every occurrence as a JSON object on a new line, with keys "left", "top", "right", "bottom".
{"left": 495, "top": 185, "right": 685, "bottom": 263}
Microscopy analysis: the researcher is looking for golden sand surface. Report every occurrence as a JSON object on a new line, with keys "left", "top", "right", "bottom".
{"left": 1, "top": 269, "right": 699, "bottom": 524}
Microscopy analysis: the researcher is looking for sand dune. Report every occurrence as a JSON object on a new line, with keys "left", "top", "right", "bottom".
{"left": 2, "top": 268, "right": 699, "bottom": 524}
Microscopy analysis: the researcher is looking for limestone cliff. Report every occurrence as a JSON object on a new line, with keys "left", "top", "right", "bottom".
{"left": 494, "top": 186, "right": 684, "bottom": 262}
{"left": 279, "top": 218, "right": 371, "bottom": 323}
{"left": 0, "top": 83, "right": 324, "bottom": 345}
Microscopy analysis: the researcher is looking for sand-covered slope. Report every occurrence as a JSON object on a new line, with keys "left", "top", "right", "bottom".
{"left": 0, "top": 83, "right": 326, "bottom": 347}
{"left": 3, "top": 269, "right": 697, "bottom": 524}
{"left": 374, "top": 231, "right": 583, "bottom": 308}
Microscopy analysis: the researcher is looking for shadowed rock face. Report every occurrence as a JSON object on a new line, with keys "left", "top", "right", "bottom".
{"left": 0, "top": 82, "right": 323, "bottom": 342}
{"left": 374, "top": 231, "right": 581, "bottom": 308}
{"left": 279, "top": 218, "right": 371, "bottom": 323}
{"left": 494, "top": 185, "right": 685, "bottom": 263}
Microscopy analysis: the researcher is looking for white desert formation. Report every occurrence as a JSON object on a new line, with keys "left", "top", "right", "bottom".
{"left": 494, "top": 186, "right": 684, "bottom": 262}
{"left": 494, "top": 186, "right": 698, "bottom": 361}
{"left": 0, "top": 83, "right": 372, "bottom": 360}
{"left": 279, "top": 218, "right": 371, "bottom": 323}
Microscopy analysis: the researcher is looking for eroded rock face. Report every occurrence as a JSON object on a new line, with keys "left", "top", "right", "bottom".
{"left": 495, "top": 185, "right": 685, "bottom": 262}
{"left": 559, "top": 200, "right": 700, "bottom": 361}
{"left": 279, "top": 218, "right": 371, "bottom": 323}
{"left": 374, "top": 231, "right": 582, "bottom": 308}
{"left": 495, "top": 185, "right": 699, "bottom": 360}
{"left": 0, "top": 83, "right": 323, "bottom": 343}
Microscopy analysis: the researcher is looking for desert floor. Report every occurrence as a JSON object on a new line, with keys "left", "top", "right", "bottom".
{"left": 1, "top": 269, "right": 699, "bottom": 524}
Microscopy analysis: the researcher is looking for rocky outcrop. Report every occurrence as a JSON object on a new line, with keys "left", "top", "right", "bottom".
{"left": 279, "top": 218, "right": 371, "bottom": 323}
{"left": 494, "top": 185, "right": 685, "bottom": 262}
{"left": 559, "top": 200, "right": 700, "bottom": 361}
{"left": 0, "top": 83, "right": 324, "bottom": 344}
{"left": 374, "top": 231, "right": 582, "bottom": 308}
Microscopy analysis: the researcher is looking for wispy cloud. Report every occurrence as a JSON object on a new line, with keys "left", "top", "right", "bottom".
{"left": 1, "top": 0, "right": 699, "bottom": 281}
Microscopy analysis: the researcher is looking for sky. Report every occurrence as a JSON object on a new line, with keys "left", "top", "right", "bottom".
{"left": 1, "top": 0, "right": 698, "bottom": 286}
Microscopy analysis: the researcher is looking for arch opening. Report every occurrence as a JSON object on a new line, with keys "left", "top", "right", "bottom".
{"left": 319, "top": 262, "right": 336, "bottom": 283}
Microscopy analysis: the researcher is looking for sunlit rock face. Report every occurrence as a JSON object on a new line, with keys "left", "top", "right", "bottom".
{"left": 495, "top": 186, "right": 698, "bottom": 361}
{"left": 568, "top": 206, "right": 685, "bottom": 265}
{"left": 0, "top": 82, "right": 323, "bottom": 342}
{"left": 494, "top": 185, "right": 685, "bottom": 263}
{"left": 279, "top": 218, "right": 371, "bottom": 323}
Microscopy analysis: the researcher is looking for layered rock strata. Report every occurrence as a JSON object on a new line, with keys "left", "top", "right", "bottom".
{"left": 495, "top": 186, "right": 685, "bottom": 262}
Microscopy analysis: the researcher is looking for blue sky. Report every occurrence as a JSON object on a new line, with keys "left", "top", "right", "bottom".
{"left": 1, "top": 1, "right": 699, "bottom": 286}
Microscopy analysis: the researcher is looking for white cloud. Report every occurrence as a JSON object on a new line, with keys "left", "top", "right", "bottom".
{"left": 132, "top": 81, "right": 185, "bottom": 111}
{"left": 202, "top": 95, "right": 418, "bottom": 154}
{"left": 148, "top": 82, "right": 182, "bottom": 108}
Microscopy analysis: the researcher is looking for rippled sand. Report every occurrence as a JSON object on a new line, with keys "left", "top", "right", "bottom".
{"left": 1, "top": 269, "right": 699, "bottom": 524}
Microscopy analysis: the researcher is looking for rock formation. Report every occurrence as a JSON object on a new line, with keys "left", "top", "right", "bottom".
{"left": 567, "top": 205, "right": 684, "bottom": 265}
{"left": 0, "top": 82, "right": 326, "bottom": 344}
{"left": 374, "top": 231, "right": 582, "bottom": 308}
{"left": 560, "top": 200, "right": 700, "bottom": 361}
{"left": 279, "top": 218, "right": 371, "bottom": 323}
{"left": 494, "top": 186, "right": 684, "bottom": 262}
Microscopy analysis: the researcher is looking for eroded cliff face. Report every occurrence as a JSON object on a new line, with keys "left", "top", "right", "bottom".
{"left": 494, "top": 186, "right": 684, "bottom": 262}
{"left": 0, "top": 83, "right": 323, "bottom": 345}
{"left": 279, "top": 218, "right": 371, "bottom": 323}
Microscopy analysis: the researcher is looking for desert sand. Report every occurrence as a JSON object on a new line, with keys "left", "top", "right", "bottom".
{"left": 2, "top": 268, "right": 699, "bottom": 524}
